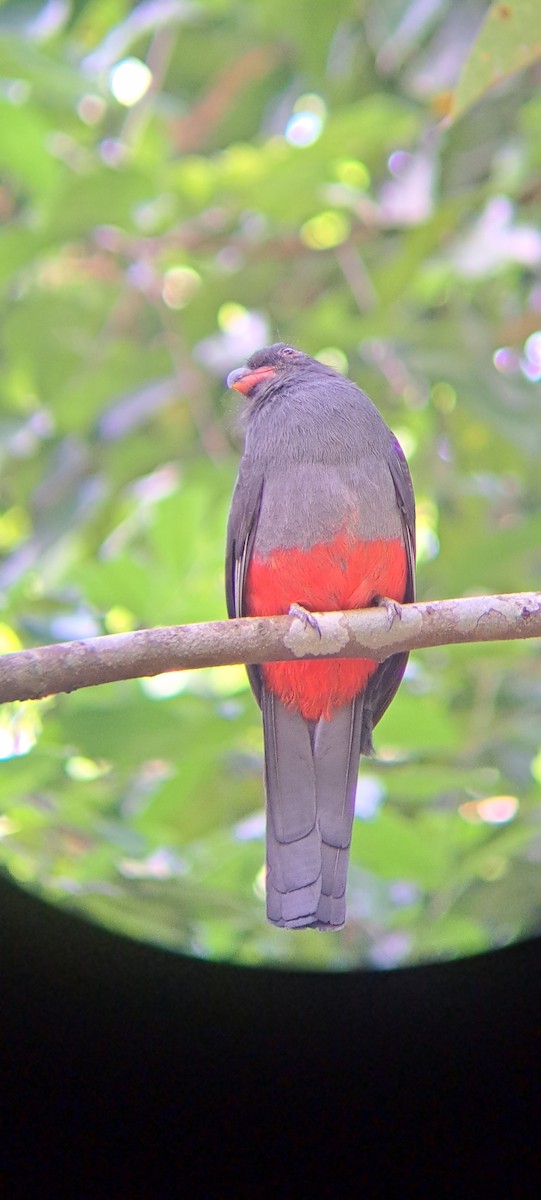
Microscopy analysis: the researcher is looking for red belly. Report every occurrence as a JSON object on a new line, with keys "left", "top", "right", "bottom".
{"left": 246, "top": 532, "right": 408, "bottom": 721}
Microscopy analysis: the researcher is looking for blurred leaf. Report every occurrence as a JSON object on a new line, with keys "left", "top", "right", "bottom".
{"left": 451, "top": 0, "right": 541, "bottom": 122}
{"left": 0, "top": 98, "right": 59, "bottom": 195}
{"left": 354, "top": 809, "right": 451, "bottom": 890}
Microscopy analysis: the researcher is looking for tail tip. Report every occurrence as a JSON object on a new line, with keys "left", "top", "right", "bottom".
{"left": 266, "top": 888, "right": 346, "bottom": 931}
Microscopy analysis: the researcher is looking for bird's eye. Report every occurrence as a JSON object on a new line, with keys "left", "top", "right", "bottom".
{"left": 281, "top": 346, "right": 297, "bottom": 357}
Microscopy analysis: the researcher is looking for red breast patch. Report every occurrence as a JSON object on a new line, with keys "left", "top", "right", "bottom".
{"left": 246, "top": 532, "right": 407, "bottom": 721}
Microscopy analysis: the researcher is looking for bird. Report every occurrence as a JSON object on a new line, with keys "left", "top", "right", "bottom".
{"left": 225, "top": 343, "right": 415, "bottom": 930}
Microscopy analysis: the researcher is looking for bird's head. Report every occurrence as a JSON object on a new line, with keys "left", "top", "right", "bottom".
{"left": 226, "top": 343, "right": 315, "bottom": 397}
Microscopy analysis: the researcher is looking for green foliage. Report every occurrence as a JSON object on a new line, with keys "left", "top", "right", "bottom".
{"left": 0, "top": 0, "right": 540, "bottom": 970}
{"left": 452, "top": 0, "right": 541, "bottom": 121}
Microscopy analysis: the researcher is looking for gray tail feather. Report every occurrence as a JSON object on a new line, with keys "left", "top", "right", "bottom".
{"left": 262, "top": 690, "right": 368, "bottom": 931}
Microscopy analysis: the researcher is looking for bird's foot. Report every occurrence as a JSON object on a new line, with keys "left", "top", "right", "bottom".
{"left": 288, "top": 603, "right": 322, "bottom": 638}
{"left": 375, "top": 595, "right": 402, "bottom": 630}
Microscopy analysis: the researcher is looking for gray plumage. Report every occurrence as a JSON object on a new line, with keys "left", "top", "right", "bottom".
{"left": 226, "top": 344, "right": 415, "bottom": 930}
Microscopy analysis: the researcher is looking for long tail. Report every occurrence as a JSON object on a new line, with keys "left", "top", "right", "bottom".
{"left": 262, "top": 690, "right": 368, "bottom": 930}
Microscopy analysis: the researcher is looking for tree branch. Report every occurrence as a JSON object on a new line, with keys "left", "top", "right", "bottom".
{"left": 1, "top": 592, "right": 540, "bottom": 705}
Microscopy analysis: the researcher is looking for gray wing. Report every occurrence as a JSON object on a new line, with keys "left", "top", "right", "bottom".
{"left": 225, "top": 456, "right": 264, "bottom": 705}
{"left": 389, "top": 436, "right": 416, "bottom": 603}
{"left": 365, "top": 438, "right": 416, "bottom": 733}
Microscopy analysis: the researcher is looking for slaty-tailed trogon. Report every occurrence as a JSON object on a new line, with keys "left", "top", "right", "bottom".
{"left": 226, "top": 344, "right": 415, "bottom": 930}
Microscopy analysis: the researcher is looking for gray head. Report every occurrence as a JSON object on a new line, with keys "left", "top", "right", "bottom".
{"left": 226, "top": 343, "right": 336, "bottom": 401}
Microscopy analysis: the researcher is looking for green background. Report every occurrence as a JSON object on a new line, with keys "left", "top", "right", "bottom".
{"left": 0, "top": 0, "right": 540, "bottom": 970}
